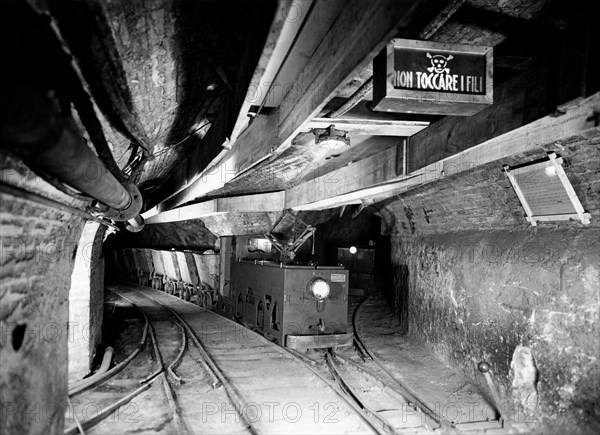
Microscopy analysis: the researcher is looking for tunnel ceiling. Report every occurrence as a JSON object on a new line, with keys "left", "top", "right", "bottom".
{"left": 0, "top": 0, "right": 378, "bottom": 219}
{"left": 1, "top": 0, "right": 594, "bottom": 244}
{"left": 25, "top": 0, "right": 277, "bottom": 201}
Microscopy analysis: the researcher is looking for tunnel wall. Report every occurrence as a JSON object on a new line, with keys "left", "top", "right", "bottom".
{"left": 383, "top": 134, "right": 599, "bottom": 431}
{"left": 68, "top": 222, "right": 106, "bottom": 382}
{"left": 1, "top": 162, "right": 85, "bottom": 434}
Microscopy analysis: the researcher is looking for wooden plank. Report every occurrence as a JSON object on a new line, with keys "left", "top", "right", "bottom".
{"left": 549, "top": 152, "right": 591, "bottom": 224}
{"left": 503, "top": 168, "right": 537, "bottom": 226}
{"left": 216, "top": 191, "right": 285, "bottom": 213}
{"left": 286, "top": 91, "right": 600, "bottom": 210}
{"left": 286, "top": 146, "right": 399, "bottom": 210}
{"left": 147, "top": 192, "right": 285, "bottom": 225}
{"left": 229, "top": 0, "right": 303, "bottom": 144}
{"left": 307, "top": 118, "right": 429, "bottom": 136}
{"left": 438, "top": 93, "right": 598, "bottom": 177}
{"left": 290, "top": 172, "right": 439, "bottom": 211}
{"left": 161, "top": 114, "right": 278, "bottom": 209}
{"left": 263, "top": 0, "right": 348, "bottom": 108}
{"left": 277, "top": 0, "right": 443, "bottom": 143}
{"left": 407, "top": 62, "right": 550, "bottom": 172}
{"left": 160, "top": 0, "right": 448, "bottom": 210}
{"left": 146, "top": 201, "right": 220, "bottom": 225}
{"left": 408, "top": 49, "right": 592, "bottom": 172}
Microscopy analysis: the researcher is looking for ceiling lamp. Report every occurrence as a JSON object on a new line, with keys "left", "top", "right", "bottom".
{"left": 314, "top": 125, "right": 350, "bottom": 150}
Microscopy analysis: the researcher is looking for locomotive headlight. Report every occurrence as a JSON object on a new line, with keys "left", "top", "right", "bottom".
{"left": 308, "top": 278, "right": 330, "bottom": 301}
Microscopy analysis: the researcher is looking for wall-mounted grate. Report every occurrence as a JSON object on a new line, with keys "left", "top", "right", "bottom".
{"left": 503, "top": 153, "right": 591, "bottom": 226}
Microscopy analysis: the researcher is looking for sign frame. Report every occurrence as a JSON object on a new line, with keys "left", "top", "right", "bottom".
{"left": 372, "top": 38, "right": 493, "bottom": 116}
{"left": 503, "top": 153, "right": 591, "bottom": 226}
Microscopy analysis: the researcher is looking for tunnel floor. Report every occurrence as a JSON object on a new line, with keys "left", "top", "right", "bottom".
{"left": 66, "top": 285, "right": 525, "bottom": 434}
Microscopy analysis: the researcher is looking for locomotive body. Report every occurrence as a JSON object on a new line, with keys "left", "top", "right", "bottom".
{"left": 112, "top": 245, "right": 351, "bottom": 349}
{"left": 217, "top": 260, "right": 351, "bottom": 349}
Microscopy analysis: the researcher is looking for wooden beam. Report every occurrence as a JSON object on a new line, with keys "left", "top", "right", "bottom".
{"left": 229, "top": 0, "right": 304, "bottom": 144}
{"left": 160, "top": 0, "right": 447, "bottom": 210}
{"left": 146, "top": 201, "right": 221, "bottom": 225}
{"left": 147, "top": 191, "right": 285, "bottom": 225}
{"left": 286, "top": 145, "right": 399, "bottom": 210}
{"left": 306, "top": 118, "right": 429, "bottom": 136}
{"left": 287, "top": 92, "right": 600, "bottom": 210}
{"left": 408, "top": 41, "right": 595, "bottom": 173}
{"left": 216, "top": 191, "right": 285, "bottom": 213}
{"left": 276, "top": 0, "right": 441, "bottom": 145}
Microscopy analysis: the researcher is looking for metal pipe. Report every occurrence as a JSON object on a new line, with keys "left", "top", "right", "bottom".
{"left": 0, "top": 82, "right": 132, "bottom": 211}
{"left": 126, "top": 215, "right": 145, "bottom": 232}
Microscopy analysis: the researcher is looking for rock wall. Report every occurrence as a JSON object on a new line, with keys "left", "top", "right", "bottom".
{"left": 383, "top": 134, "right": 600, "bottom": 432}
{"left": 1, "top": 158, "right": 85, "bottom": 434}
{"left": 68, "top": 222, "right": 107, "bottom": 382}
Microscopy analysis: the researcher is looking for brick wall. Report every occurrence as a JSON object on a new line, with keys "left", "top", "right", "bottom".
{"left": 382, "top": 133, "right": 600, "bottom": 432}
{"left": 1, "top": 158, "right": 85, "bottom": 434}
{"left": 68, "top": 222, "right": 106, "bottom": 382}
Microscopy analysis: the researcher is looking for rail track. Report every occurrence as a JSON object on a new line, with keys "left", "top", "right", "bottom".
{"left": 64, "top": 290, "right": 175, "bottom": 435}
{"left": 112, "top": 285, "right": 253, "bottom": 434}
{"left": 65, "top": 285, "right": 505, "bottom": 434}
{"left": 324, "top": 349, "right": 445, "bottom": 434}
{"left": 326, "top": 297, "right": 508, "bottom": 434}
{"left": 121, "top": 283, "right": 380, "bottom": 434}
{"left": 69, "top": 283, "right": 383, "bottom": 434}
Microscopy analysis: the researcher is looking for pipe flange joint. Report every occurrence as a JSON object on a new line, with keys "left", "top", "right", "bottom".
{"left": 104, "top": 183, "right": 143, "bottom": 222}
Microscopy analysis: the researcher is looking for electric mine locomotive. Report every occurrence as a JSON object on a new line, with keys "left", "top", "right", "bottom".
{"left": 110, "top": 225, "right": 351, "bottom": 349}
{"left": 217, "top": 260, "right": 350, "bottom": 349}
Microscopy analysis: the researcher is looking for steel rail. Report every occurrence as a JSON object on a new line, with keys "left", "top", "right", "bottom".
{"left": 167, "top": 322, "right": 187, "bottom": 384}
{"left": 65, "top": 292, "right": 156, "bottom": 435}
{"left": 110, "top": 289, "right": 186, "bottom": 434}
{"left": 122, "top": 285, "right": 259, "bottom": 435}
{"left": 275, "top": 342, "right": 382, "bottom": 434}
{"left": 64, "top": 381, "right": 155, "bottom": 435}
{"left": 225, "top": 311, "right": 383, "bottom": 434}
{"left": 334, "top": 352, "right": 439, "bottom": 432}
{"left": 69, "top": 291, "right": 149, "bottom": 396}
{"left": 325, "top": 350, "right": 396, "bottom": 434}
{"left": 146, "top": 321, "right": 187, "bottom": 435}
{"left": 353, "top": 297, "right": 453, "bottom": 431}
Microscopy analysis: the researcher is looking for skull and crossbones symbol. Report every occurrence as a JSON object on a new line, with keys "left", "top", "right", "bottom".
{"left": 426, "top": 52, "right": 454, "bottom": 74}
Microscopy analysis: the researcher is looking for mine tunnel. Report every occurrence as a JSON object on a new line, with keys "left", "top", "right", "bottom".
{"left": 0, "top": 0, "right": 599, "bottom": 434}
